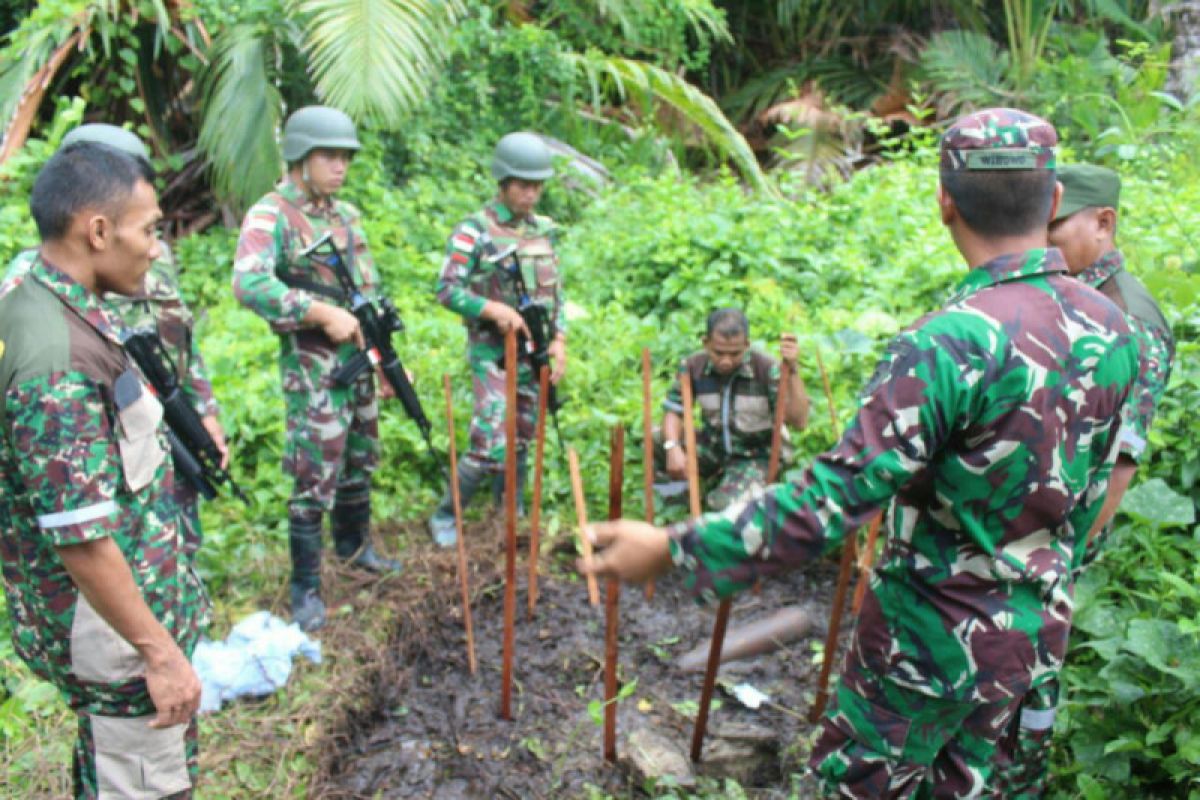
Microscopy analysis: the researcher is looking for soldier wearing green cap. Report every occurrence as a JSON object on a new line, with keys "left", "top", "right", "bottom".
{"left": 578, "top": 108, "right": 1141, "bottom": 796}
{"left": 994, "top": 163, "right": 1175, "bottom": 797}
{"left": 3, "top": 123, "right": 227, "bottom": 559}
{"left": 233, "top": 105, "right": 400, "bottom": 633}
{"left": 428, "top": 132, "right": 567, "bottom": 547}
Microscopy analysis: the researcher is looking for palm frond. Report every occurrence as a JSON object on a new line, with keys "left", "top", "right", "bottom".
{"left": 919, "top": 29, "right": 1013, "bottom": 112}
{"left": 196, "top": 24, "right": 284, "bottom": 210}
{"left": 289, "top": 0, "right": 465, "bottom": 127}
{"left": 564, "top": 49, "right": 772, "bottom": 194}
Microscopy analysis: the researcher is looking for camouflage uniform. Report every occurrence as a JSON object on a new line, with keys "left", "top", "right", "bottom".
{"left": 0, "top": 257, "right": 206, "bottom": 798}
{"left": 233, "top": 178, "right": 381, "bottom": 518}
{"left": 435, "top": 199, "right": 564, "bottom": 472}
{"left": 994, "top": 248, "right": 1175, "bottom": 798}
{"left": 666, "top": 110, "right": 1142, "bottom": 798}
{"left": 660, "top": 349, "right": 791, "bottom": 511}
{"left": 6, "top": 246, "right": 220, "bottom": 555}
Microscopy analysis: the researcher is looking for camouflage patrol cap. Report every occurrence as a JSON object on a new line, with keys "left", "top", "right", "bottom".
{"left": 940, "top": 107, "right": 1057, "bottom": 172}
{"left": 1053, "top": 163, "right": 1120, "bottom": 221}
{"left": 281, "top": 106, "right": 360, "bottom": 163}
{"left": 61, "top": 123, "right": 149, "bottom": 162}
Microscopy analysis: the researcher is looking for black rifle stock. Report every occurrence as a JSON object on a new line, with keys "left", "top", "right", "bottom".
{"left": 298, "top": 232, "right": 441, "bottom": 468}
{"left": 121, "top": 328, "right": 248, "bottom": 504}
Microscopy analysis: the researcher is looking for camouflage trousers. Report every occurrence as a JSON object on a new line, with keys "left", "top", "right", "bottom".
{"left": 991, "top": 677, "right": 1057, "bottom": 798}
{"left": 280, "top": 332, "right": 379, "bottom": 517}
{"left": 810, "top": 653, "right": 1022, "bottom": 798}
{"left": 653, "top": 431, "right": 770, "bottom": 513}
{"left": 463, "top": 342, "right": 539, "bottom": 473}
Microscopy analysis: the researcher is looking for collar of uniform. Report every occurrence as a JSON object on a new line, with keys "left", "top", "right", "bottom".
{"left": 1078, "top": 248, "right": 1124, "bottom": 288}
{"left": 280, "top": 178, "right": 337, "bottom": 218}
{"left": 31, "top": 255, "right": 126, "bottom": 347}
{"left": 488, "top": 198, "right": 529, "bottom": 226}
{"left": 949, "top": 247, "right": 1068, "bottom": 303}
{"left": 701, "top": 350, "right": 754, "bottom": 380}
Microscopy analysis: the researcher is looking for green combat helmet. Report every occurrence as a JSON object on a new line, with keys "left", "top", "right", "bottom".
{"left": 281, "top": 105, "right": 361, "bottom": 163}
{"left": 61, "top": 123, "right": 149, "bottom": 161}
{"left": 491, "top": 131, "right": 554, "bottom": 182}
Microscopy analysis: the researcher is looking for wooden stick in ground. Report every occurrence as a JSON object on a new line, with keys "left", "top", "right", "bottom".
{"left": 604, "top": 424, "right": 625, "bottom": 763}
{"left": 527, "top": 365, "right": 550, "bottom": 619}
{"left": 754, "top": 358, "right": 794, "bottom": 595}
{"left": 809, "top": 342, "right": 855, "bottom": 724}
{"left": 442, "top": 374, "right": 477, "bottom": 676}
{"left": 680, "top": 372, "right": 702, "bottom": 518}
{"left": 852, "top": 512, "right": 884, "bottom": 616}
{"left": 642, "top": 347, "right": 656, "bottom": 601}
{"left": 500, "top": 330, "right": 518, "bottom": 721}
{"left": 568, "top": 448, "right": 600, "bottom": 606}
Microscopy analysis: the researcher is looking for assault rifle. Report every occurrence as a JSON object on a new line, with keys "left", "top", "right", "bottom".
{"left": 121, "top": 328, "right": 249, "bottom": 504}
{"left": 297, "top": 232, "right": 440, "bottom": 466}
{"left": 488, "top": 242, "right": 566, "bottom": 456}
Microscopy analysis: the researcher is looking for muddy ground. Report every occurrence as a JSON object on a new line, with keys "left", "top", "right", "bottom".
{"left": 315, "top": 521, "right": 848, "bottom": 799}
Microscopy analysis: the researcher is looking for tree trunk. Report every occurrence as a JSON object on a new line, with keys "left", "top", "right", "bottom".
{"left": 1155, "top": 0, "right": 1200, "bottom": 100}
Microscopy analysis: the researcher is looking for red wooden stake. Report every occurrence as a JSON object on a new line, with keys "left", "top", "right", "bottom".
{"left": 604, "top": 424, "right": 625, "bottom": 763}
{"left": 852, "top": 513, "right": 884, "bottom": 616}
{"left": 569, "top": 448, "right": 601, "bottom": 606}
{"left": 641, "top": 347, "right": 656, "bottom": 601}
{"left": 443, "top": 374, "right": 477, "bottom": 676}
{"left": 500, "top": 331, "right": 518, "bottom": 721}
{"left": 528, "top": 365, "right": 550, "bottom": 618}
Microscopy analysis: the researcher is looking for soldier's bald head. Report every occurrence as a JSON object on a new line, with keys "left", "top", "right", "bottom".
{"left": 30, "top": 142, "right": 154, "bottom": 242}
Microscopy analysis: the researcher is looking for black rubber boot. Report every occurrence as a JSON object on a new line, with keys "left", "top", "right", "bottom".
{"left": 332, "top": 485, "right": 401, "bottom": 574}
{"left": 428, "top": 460, "right": 489, "bottom": 548}
{"left": 490, "top": 452, "right": 528, "bottom": 516}
{"left": 288, "top": 513, "right": 326, "bottom": 632}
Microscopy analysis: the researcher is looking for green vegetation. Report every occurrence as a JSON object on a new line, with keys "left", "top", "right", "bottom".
{"left": 1, "top": 1, "right": 1199, "bottom": 797}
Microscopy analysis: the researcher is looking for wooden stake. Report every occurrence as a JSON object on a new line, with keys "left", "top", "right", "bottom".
{"left": 814, "top": 346, "right": 838, "bottom": 436}
{"left": 528, "top": 365, "right": 550, "bottom": 618}
{"left": 500, "top": 330, "right": 518, "bottom": 720}
{"left": 852, "top": 512, "right": 884, "bottom": 615}
{"left": 766, "top": 360, "right": 792, "bottom": 485}
{"left": 680, "top": 372, "right": 702, "bottom": 519}
{"left": 604, "top": 424, "right": 625, "bottom": 763}
{"left": 641, "top": 347, "right": 656, "bottom": 601}
{"left": 442, "top": 374, "right": 477, "bottom": 676}
{"left": 568, "top": 448, "right": 600, "bottom": 606}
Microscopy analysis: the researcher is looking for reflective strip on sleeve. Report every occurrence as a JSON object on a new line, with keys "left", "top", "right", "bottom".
{"left": 1019, "top": 706, "right": 1056, "bottom": 732}
{"left": 36, "top": 500, "right": 118, "bottom": 529}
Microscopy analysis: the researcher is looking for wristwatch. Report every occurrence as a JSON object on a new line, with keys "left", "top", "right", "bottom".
{"left": 663, "top": 439, "right": 681, "bottom": 451}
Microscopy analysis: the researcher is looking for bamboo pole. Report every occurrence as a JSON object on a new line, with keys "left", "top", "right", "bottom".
{"left": 604, "top": 424, "right": 625, "bottom": 763}
{"left": 500, "top": 331, "right": 518, "bottom": 720}
{"left": 642, "top": 347, "right": 656, "bottom": 601}
{"left": 528, "top": 365, "right": 550, "bottom": 618}
{"left": 569, "top": 448, "right": 601, "bottom": 606}
{"left": 442, "top": 374, "right": 477, "bottom": 676}
{"left": 851, "top": 513, "right": 884, "bottom": 616}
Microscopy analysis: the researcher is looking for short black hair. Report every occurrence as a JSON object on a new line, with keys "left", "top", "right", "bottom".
{"left": 939, "top": 169, "right": 1057, "bottom": 237}
{"left": 706, "top": 308, "right": 749, "bottom": 339}
{"left": 30, "top": 142, "right": 150, "bottom": 242}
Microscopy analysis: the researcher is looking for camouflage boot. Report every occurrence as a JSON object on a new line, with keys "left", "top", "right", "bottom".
{"left": 332, "top": 485, "right": 401, "bottom": 574}
{"left": 288, "top": 513, "right": 326, "bottom": 632}
{"left": 428, "top": 461, "right": 488, "bottom": 548}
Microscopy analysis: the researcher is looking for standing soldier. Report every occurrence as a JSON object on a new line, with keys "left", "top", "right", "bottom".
{"left": 659, "top": 308, "right": 810, "bottom": 512}
{"left": 4, "top": 123, "right": 227, "bottom": 558}
{"left": 579, "top": 109, "right": 1142, "bottom": 796}
{"left": 0, "top": 142, "right": 204, "bottom": 798}
{"left": 233, "top": 106, "right": 400, "bottom": 633}
{"left": 428, "top": 132, "right": 567, "bottom": 547}
{"left": 995, "top": 163, "right": 1176, "bottom": 797}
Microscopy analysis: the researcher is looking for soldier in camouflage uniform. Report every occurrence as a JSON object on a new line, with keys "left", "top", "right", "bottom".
{"left": 0, "top": 143, "right": 205, "bottom": 798}
{"left": 658, "top": 308, "right": 810, "bottom": 511}
{"left": 994, "top": 163, "right": 1176, "bottom": 797}
{"left": 580, "top": 109, "right": 1142, "bottom": 797}
{"left": 5, "top": 124, "right": 226, "bottom": 558}
{"left": 233, "top": 106, "right": 400, "bottom": 632}
{"left": 428, "top": 132, "right": 567, "bottom": 547}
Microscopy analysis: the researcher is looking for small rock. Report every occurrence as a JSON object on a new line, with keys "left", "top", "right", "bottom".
{"left": 622, "top": 728, "right": 695, "bottom": 789}
{"left": 695, "top": 722, "right": 780, "bottom": 786}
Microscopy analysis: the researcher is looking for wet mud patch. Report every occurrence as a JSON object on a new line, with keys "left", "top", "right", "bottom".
{"left": 320, "top": 524, "right": 845, "bottom": 799}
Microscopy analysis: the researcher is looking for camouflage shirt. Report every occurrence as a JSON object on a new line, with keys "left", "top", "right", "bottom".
{"left": 4, "top": 248, "right": 218, "bottom": 418}
{"left": 233, "top": 179, "right": 380, "bottom": 335}
{"left": 0, "top": 257, "right": 203, "bottom": 690}
{"left": 436, "top": 199, "right": 565, "bottom": 349}
{"left": 1078, "top": 249, "right": 1174, "bottom": 461}
{"left": 664, "top": 349, "right": 788, "bottom": 461}
{"left": 669, "top": 248, "right": 1140, "bottom": 703}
